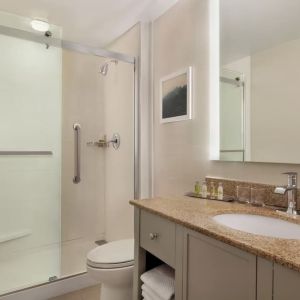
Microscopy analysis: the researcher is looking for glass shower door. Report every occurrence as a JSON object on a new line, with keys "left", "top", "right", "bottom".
{"left": 0, "top": 10, "right": 136, "bottom": 296}
{"left": 0, "top": 32, "right": 62, "bottom": 294}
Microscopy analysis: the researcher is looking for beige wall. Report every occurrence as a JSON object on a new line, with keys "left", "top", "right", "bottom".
{"left": 251, "top": 38, "right": 300, "bottom": 163}
{"left": 153, "top": 0, "right": 300, "bottom": 198}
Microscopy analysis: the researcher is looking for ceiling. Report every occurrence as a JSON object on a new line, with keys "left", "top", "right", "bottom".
{"left": 221, "top": 0, "right": 300, "bottom": 64}
{"left": 0, "top": 0, "right": 178, "bottom": 47}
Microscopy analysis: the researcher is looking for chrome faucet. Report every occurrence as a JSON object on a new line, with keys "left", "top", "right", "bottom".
{"left": 274, "top": 172, "right": 298, "bottom": 215}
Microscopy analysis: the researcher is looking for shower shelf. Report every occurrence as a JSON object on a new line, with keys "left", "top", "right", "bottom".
{"left": 0, "top": 229, "right": 32, "bottom": 244}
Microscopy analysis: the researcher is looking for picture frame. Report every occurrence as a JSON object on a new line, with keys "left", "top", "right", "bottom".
{"left": 160, "top": 66, "right": 192, "bottom": 123}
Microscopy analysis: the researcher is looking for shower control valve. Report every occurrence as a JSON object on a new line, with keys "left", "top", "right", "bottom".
{"left": 87, "top": 133, "right": 120, "bottom": 150}
{"left": 87, "top": 135, "right": 108, "bottom": 148}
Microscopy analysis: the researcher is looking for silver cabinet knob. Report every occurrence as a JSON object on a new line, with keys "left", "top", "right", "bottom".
{"left": 149, "top": 233, "right": 159, "bottom": 240}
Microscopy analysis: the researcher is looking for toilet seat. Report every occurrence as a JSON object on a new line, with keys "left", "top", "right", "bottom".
{"left": 87, "top": 239, "right": 134, "bottom": 269}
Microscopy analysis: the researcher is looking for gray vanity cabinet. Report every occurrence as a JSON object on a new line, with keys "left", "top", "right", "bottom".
{"left": 256, "top": 258, "right": 300, "bottom": 300}
{"left": 273, "top": 264, "right": 300, "bottom": 300}
{"left": 257, "top": 257, "right": 273, "bottom": 300}
{"left": 133, "top": 207, "right": 300, "bottom": 300}
{"left": 182, "top": 229, "right": 256, "bottom": 300}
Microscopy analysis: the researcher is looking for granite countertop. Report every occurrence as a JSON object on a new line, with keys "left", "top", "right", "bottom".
{"left": 130, "top": 196, "right": 300, "bottom": 272}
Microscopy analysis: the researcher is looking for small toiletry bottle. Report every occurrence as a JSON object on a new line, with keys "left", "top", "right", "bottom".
{"left": 210, "top": 182, "right": 216, "bottom": 199}
{"left": 218, "top": 182, "right": 224, "bottom": 200}
{"left": 201, "top": 181, "right": 208, "bottom": 198}
{"left": 194, "top": 181, "right": 201, "bottom": 195}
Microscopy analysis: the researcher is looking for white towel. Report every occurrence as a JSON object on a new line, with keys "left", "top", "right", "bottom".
{"left": 142, "top": 284, "right": 174, "bottom": 300}
{"left": 142, "top": 289, "right": 158, "bottom": 300}
{"left": 141, "top": 264, "right": 175, "bottom": 300}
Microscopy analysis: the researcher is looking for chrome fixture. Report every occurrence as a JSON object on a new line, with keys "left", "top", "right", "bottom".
{"left": 274, "top": 172, "right": 298, "bottom": 215}
{"left": 73, "top": 123, "right": 81, "bottom": 184}
{"left": 44, "top": 31, "right": 52, "bottom": 49}
{"left": 220, "top": 76, "right": 244, "bottom": 88}
{"left": 99, "top": 59, "right": 118, "bottom": 76}
{"left": 0, "top": 151, "right": 52, "bottom": 155}
{"left": 48, "top": 276, "right": 58, "bottom": 282}
{"left": 149, "top": 233, "right": 159, "bottom": 240}
{"left": 87, "top": 133, "right": 120, "bottom": 150}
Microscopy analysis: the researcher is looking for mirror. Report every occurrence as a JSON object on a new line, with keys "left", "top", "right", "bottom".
{"left": 218, "top": 0, "right": 300, "bottom": 164}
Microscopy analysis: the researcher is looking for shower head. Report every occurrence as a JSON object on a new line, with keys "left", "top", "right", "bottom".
{"left": 99, "top": 59, "right": 118, "bottom": 76}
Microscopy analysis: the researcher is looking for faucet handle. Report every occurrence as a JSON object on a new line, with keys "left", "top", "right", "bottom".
{"left": 283, "top": 172, "right": 297, "bottom": 187}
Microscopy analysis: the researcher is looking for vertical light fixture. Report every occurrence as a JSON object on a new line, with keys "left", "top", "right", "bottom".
{"left": 209, "top": 0, "right": 220, "bottom": 160}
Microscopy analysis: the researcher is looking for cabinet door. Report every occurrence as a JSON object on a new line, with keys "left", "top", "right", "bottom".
{"left": 182, "top": 229, "right": 256, "bottom": 300}
{"left": 274, "top": 263, "right": 300, "bottom": 300}
{"left": 257, "top": 257, "right": 273, "bottom": 300}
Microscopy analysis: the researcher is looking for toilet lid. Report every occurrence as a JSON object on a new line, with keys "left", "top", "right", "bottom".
{"left": 87, "top": 239, "right": 134, "bottom": 269}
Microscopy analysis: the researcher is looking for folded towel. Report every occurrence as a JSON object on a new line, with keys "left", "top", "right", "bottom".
{"left": 141, "top": 264, "right": 175, "bottom": 300}
{"left": 142, "top": 286, "right": 175, "bottom": 300}
{"left": 142, "top": 289, "right": 158, "bottom": 300}
{"left": 142, "top": 284, "right": 173, "bottom": 300}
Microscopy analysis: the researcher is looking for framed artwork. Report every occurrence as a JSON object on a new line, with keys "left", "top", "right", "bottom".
{"left": 160, "top": 66, "right": 192, "bottom": 123}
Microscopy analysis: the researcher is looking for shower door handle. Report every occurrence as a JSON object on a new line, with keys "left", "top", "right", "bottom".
{"left": 73, "top": 123, "right": 81, "bottom": 184}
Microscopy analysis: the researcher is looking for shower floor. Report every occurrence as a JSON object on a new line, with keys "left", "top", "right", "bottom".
{"left": 0, "top": 238, "right": 96, "bottom": 295}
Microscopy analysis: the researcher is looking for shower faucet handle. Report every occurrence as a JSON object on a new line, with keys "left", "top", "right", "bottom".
{"left": 87, "top": 135, "right": 108, "bottom": 148}
{"left": 86, "top": 133, "right": 120, "bottom": 149}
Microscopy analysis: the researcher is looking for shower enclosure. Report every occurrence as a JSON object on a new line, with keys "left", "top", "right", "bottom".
{"left": 0, "top": 11, "right": 137, "bottom": 297}
{"left": 220, "top": 69, "right": 245, "bottom": 161}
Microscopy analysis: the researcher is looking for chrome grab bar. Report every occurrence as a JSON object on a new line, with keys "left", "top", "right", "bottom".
{"left": 73, "top": 123, "right": 81, "bottom": 184}
{"left": 0, "top": 151, "right": 52, "bottom": 155}
{"left": 220, "top": 149, "right": 244, "bottom": 153}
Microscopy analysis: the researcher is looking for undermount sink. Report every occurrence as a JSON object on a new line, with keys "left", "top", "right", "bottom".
{"left": 213, "top": 213, "right": 300, "bottom": 240}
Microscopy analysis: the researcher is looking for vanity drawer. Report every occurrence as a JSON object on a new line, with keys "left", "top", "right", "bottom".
{"left": 140, "top": 210, "right": 176, "bottom": 267}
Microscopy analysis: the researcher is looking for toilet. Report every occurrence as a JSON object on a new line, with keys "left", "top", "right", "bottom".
{"left": 87, "top": 239, "right": 134, "bottom": 300}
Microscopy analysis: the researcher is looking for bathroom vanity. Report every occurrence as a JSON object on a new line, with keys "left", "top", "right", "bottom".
{"left": 131, "top": 197, "right": 300, "bottom": 300}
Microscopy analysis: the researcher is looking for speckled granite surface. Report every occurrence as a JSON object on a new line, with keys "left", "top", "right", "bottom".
{"left": 206, "top": 176, "right": 298, "bottom": 208}
{"left": 130, "top": 196, "right": 300, "bottom": 272}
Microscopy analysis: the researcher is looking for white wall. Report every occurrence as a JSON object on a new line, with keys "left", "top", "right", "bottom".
{"left": 152, "top": 0, "right": 300, "bottom": 199}
{"left": 0, "top": 34, "right": 61, "bottom": 293}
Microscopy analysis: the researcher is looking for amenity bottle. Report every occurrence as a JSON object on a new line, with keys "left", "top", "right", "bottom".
{"left": 218, "top": 182, "right": 224, "bottom": 200}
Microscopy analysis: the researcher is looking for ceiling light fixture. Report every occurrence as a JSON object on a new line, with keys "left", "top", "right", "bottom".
{"left": 31, "top": 19, "right": 50, "bottom": 32}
